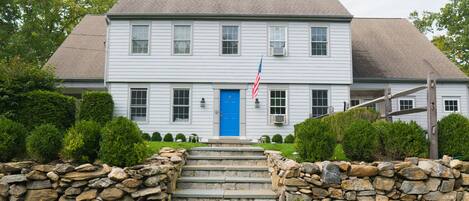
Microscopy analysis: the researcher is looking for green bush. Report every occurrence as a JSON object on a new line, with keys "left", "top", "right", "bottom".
{"left": 142, "top": 133, "right": 151, "bottom": 141}
{"left": 294, "top": 118, "right": 336, "bottom": 162}
{"left": 438, "top": 114, "right": 469, "bottom": 160}
{"left": 78, "top": 91, "right": 114, "bottom": 125}
{"left": 175, "top": 133, "right": 186, "bottom": 142}
{"left": 272, "top": 134, "right": 283, "bottom": 144}
{"left": 151, "top": 132, "right": 162, "bottom": 142}
{"left": 16, "top": 90, "right": 76, "bottom": 130}
{"left": 26, "top": 124, "right": 63, "bottom": 162}
{"left": 99, "top": 117, "right": 149, "bottom": 166}
{"left": 284, "top": 134, "right": 295, "bottom": 144}
{"left": 0, "top": 118, "right": 28, "bottom": 162}
{"left": 62, "top": 120, "right": 101, "bottom": 162}
{"left": 189, "top": 134, "right": 199, "bottom": 143}
{"left": 260, "top": 135, "right": 271, "bottom": 143}
{"left": 163, "top": 133, "right": 174, "bottom": 142}
{"left": 322, "top": 108, "right": 380, "bottom": 142}
{"left": 342, "top": 120, "right": 379, "bottom": 161}
{"left": 374, "top": 120, "right": 428, "bottom": 160}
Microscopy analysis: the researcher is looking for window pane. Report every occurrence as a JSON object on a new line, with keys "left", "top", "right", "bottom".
{"left": 351, "top": 100, "right": 360, "bottom": 107}
{"left": 311, "top": 27, "right": 327, "bottom": 42}
{"left": 222, "top": 41, "right": 238, "bottom": 54}
{"left": 312, "top": 90, "right": 328, "bottom": 117}
{"left": 174, "top": 25, "right": 191, "bottom": 40}
{"left": 444, "top": 100, "right": 458, "bottom": 112}
{"left": 174, "top": 41, "right": 191, "bottom": 54}
{"left": 132, "top": 40, "right": 148, "bottom": 54}
{"left": 270, "top": 90, "right": 287, "bottom": 115}
{"left": 222, "top": 26, "right": 239, "bottom": 55}
{"left": 311, "top": 42, "right": 327, "bottom": 56}
{"left": 399, "top": 99, "right": 414, "bottom": 110}
{"left": 132, "top": 25, "right": 148, "bottom": 40}
{"left": 130, "top": 88, "right": 147, "bottom": 121}
{"left": 173, "top": 89, "right": 190, "bottom": 122}
{"left": 222, "top": 26, "right": 239, "bottom": 40}
{"left": 270, "top": 26, "right": 286, "bottom": 41}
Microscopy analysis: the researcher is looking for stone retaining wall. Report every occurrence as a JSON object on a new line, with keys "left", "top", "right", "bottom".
{"left": 0, "top": 147, "right": 186, "bottom": 201}
{"left": 265, "top": 151, "right": 469, "bottom": 201}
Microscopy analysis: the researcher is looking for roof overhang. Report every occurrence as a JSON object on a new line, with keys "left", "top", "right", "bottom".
{"left": 354, "top": 77, "right": 469, "bottom": 84}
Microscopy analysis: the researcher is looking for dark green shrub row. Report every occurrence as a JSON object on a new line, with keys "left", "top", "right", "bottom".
{"left": 272, "top": 134, "right": 283, "bottom": 143}
{"left": 78, "top": 91, "right": 114, "bottom": 125}
{"left": 322, "top": 108, "right": 380, "bottom": 142}
{"left": 152, "top": 132, "right": 162, "bottom": 141}
{"left": 294, "top": 118, "right": 336, "bottom": 162}
{"left": 164, "top": 133, "right": 174, "bottom": 142}
{"left": 438, "top": 113, "right": 469, "bottom": 160}
{"left": 176, "top": 133, "right": 186, "bottom": 142}
{"left": 284, "top": 134, "right": 295, "bottom": 143}
{"left": 0, "top": 118, "right": 28, "bottom": 162}
{"left": 142, "top": 133, "right": 151, "bottom": 141}
{"left": 260, "top": 135, "right": 271, "bottom": 143}
{"left": 259, "top": 134, "right": 295, "bottom": 144}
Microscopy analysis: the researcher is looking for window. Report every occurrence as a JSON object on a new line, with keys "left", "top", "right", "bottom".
{"left": 221, "top": 25, "right": 239, "bottom": 55}
{"left": 172, "top": 88, "right": 190, "bottom": 122}
{"left": 173, "top": 25, "right": 191, "bottom": 54}
{"left": 312, "top": 90, "right": 329, "bottom": 117}
{"left": 130, "top": 88, "right": 148, "bottom": 121}
{"left": 351, "top": 99, "right": 360, "bottom": 107}
{"left": 270, "top": 90, "right": 287, "bottom": 115}
{"left": 399, "top": 99, "right": 414, "bottom": 111}
{"left": 269, "top": 26, "right": 287, "bottom": 53}
{"left": 311, "top": 27, "right": 328, "bottom": 56}
{"left": 443, "top": 98, "right": 459, "bottom": 112}
{"left": 131, "top": 25, "right": 149, "bottom": 54}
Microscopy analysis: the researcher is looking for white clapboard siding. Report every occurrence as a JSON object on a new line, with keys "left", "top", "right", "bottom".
{"left": 107, "top": 20, "right": 352, "bottom": 84}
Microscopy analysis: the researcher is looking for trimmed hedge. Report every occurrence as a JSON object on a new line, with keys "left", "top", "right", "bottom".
{"left": 175, "top": 133, "right": 186, "bottom": 142}
{"left": 151, "top": 132, "right": 162, "bottom": 142}
{"left": 26, "top": 124, "right": 63, "bottom": 162}
{"left": 99, "top": 117, "right": 149, "bottom": 166}
{"left": 284, "top": 134, "right": 295, "bottom": 144}
{"left": 272, "top": 134, "right": 283, "bottom": 144}
{"left": 142, "top": 133, "right": 151, "bottom": 141}
{"left": 342, "top": 120, "right": 379, "bottom": 162}
{"left": 62, "top": 120, "right": 102, "bottom": 162}
{"left": 16, "top": 90, "right": 76, "bottom": 130}
{"left": 294, "top": 118, "right": 336, "bottom": 162}
{"left": 438, "top": 113, "right": 469, "bottom": 160}
{"left": 322, "top": 108, "right": 380, "bottom": 142}
{"left": 78, "top": 91, "right": 114, "bottom": 125}
{"left": 164, "top": 133, "right": 174, "bottom": 142}
{"left": 374, "top": 120, "right": 428, "bottom": 160}
{"left": 260, "top": 135, "right": 271, "bottom": 143}
{"left": 0, "top": 118, "right": 28, "bottom": 162}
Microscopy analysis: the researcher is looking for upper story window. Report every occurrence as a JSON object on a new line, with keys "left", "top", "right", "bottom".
{"left": 130, "top": 88, "right": 148, "bottom": 122}
{"left": 172, "top": 88, "right": 191, "bottom": 122}
{"left": 443, "top": 97, "right": 459, "bottom": 112}
{"left": 270, "top": 90, "right": 287, "bottom": 115}
{"left": 269, "top": 26, "right": 287, "bottom": 55}
{"left": 131, "top": 25, "right": 150, "bottom": 54}
{"left": 312, "top": 90, "right": 329, "bottom": 117}
{"left": 399, "top": 98, "right": 414, "bottom": 111}
{"left": 221, "top": 25, "right": 240, "bottom": 55}
{"left": 311, "top": 27, "right": 328, "bottom": 56}
{"left": 173, "top": 25, "right": 192, "bottom": 55}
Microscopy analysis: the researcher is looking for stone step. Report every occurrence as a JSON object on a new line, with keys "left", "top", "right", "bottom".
{"left": 173, "top": 189, "right": 277, "bottom": 200}
{"left": 177, "top": 176, "right": 272, "bottom": 190}
{"left": 186, "top": 156, "right": 267, "bottom": 166}
{"left": 204, "top": 139, "right": 258, "bottom": 147}
{"left": 181, "top": 165, "right": 270, "bottom": 177}
{"left": 189, "top": 147, "right": 265, "bottom": 156}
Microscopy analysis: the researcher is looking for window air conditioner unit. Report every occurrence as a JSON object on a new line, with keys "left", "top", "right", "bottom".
{"left": 271, "top": 47, "right": 286, "bottom": 56}
{"left": 271, "top": 114, "right": 287, "bottom": 125}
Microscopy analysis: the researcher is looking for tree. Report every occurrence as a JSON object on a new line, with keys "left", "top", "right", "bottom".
{"left": 410, "top": 0, "right": 469, "bottom": 74}
{"left": 0, "top": 0, "right": 116, "bottom": 66}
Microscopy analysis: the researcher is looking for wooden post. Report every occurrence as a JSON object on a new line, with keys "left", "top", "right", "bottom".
{"left": 427, "top": 73, "right": 438, "bottom": 159}
{"left": 384, "top": 87, "right": 392, "bottom": 122}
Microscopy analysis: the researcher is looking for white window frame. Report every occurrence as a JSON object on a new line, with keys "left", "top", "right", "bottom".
{"left": 172, "top": 23, "right": 193, "bottom": 55}
{"left": 128, "top": 86, "right": 150, "bottom": 123}
{"left": 268, "top": 88, "right": 289, "bottom": 124}
{"left": 220, "top": 24, "right": 241, "bottom": 56}
{"left": 129, "top": 22, "right": 151, "bottom": 56}
{"left": 310, "top": 89, "right": 330, "bottom": 118}
{"left": 310, "top": 25, "right": 330, "bottom": 57}
{"left": 268, "top": 25, "right": 288, "bottom": 56}
{"left": 443, "top": 97, "right": 460, "bottom": 113}
{"left": 398, "top": 98, "right": 415, "bottom": 111}
{"left": 170, "top": 86, "right": 192, "bottom": 124}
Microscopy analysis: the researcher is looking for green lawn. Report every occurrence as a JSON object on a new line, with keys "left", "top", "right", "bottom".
{"left": 254, "top": 143, "right": 349, "bottom": 161}
{"left": 148, "top": 141, "right": 206, "bottom": 153}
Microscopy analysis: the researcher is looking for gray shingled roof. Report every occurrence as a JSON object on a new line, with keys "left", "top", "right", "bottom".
{"left": 46, "top": 15, "right": 106, "bottom": 81}
{"left": 352, "top": 18, "right": 467, "bottom": 81}
{"left": 107, "top": 0, "right": 352, "bottom": 19}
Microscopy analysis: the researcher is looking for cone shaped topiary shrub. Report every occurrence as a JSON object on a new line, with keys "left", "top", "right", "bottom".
{"left": 343, "top": 120, "right": 379, "bottom": 162}
{"left": 284, "top": 134, "right": 295, "bottom": 144}
{"left": 78, "top": 91, "right": 114, "bottom": 125}
{"left": 272, "top": 134, "right": 283, "bottom": 144}
{"left": 62, "top": 120, "right": 102, "bottom": 162}
{"left": 27, "top": 124, "right": 63, "bottom": 162}
{"left": 151, "top": 132, "right": 162, "bottom": 141}
{"left": 175, "top": 133, "right": 186, "bottom": 142}
{"left": 99, "top": 117, "right": 149, "bottom": 166}
{"left": 0, "top": 118, "right": 28, "bottom": 162}
{"left": 438, "top": 113, "right": 469, "bottom": 160}
{"left": 294, "top": 118, "right": 336, "bottom": 162}
{"left": 142, "top": 133, "right": 151, "bottom": 141}
{"left": 164, "top": 133, "right": 174, "bottom": 142}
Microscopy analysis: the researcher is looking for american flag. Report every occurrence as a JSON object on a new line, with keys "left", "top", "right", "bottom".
{"left": 252, "top": 57, "right": 263, "bottom": 99}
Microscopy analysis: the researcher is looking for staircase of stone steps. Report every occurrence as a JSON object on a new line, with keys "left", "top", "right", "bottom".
{"left": 173, "top": 143, "right": 278, "bottom": 201}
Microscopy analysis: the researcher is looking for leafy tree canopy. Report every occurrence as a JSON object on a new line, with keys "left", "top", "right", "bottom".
{"left": 410, "top": 0, "right": 469, "bottom": 74}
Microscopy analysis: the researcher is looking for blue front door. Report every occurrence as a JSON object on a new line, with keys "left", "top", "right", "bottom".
{"left": 220, "top": 90, "right": 240, "bottom": 136}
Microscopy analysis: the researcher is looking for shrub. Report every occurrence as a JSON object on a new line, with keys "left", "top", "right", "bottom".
{"left": 189, "top": 134, "right": 199, "bottom": 143}
{"left": 163, "top": 133, "right": 174, "bottom": 142}
{"left": 151, "top": 132, "right": 162, "bottom": 142}
{"left": 16, "top": 90, "right": 76, "bottom": 130}
{"left": 62, "top": 120, "right": 101, "bottom": 162}
{"left": 284, "top": 134, "right": 295, "bottom": 144}
{"left": 438, "top": 114, "right": 469, "bottom": 160}
{"left": 0, "top": 118, "right": 28, "bottom": 162}
{"left": 26, "top": 124, "right": 63, "bottom": 162}
{"left": 322, "top": 108, "right": 380, "bottom": 142}
{"left": 142, "top": 133, "right": 151, "bottom": 141}
{"left": 175, "top": 133, "right": 186, "bottom": 142}
{"left": 294, "top": 118, "right": 336, "bottom": 162}
{"left": 78, "top": 91, "right": 114, "bottom": 125}
{"left": 99, "top": 117, "right": 149, "bottom": 166}
{"left": 272, "top": 134, "right": 283, "bottom": 144}
{"left": 260, "top": 135, "right": 271, "bottom": 143}
{"left": 342, "top": 120, "right": 379, "bottom": 161}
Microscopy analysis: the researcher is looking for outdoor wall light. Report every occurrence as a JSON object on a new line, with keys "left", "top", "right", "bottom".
{"left": 255, "top": 98, "right": 260, "bottom": 108}
{"left": 200, "top": 98, "right": 206, "bottom": 108}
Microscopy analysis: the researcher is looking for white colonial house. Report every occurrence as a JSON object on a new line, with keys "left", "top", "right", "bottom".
{"left": 47, "top": 0, "right": 469, "bottom": 140}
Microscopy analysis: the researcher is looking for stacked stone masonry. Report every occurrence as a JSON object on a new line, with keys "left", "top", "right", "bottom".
{"left": 0, "top": 147, "right": 186, "bottom": 201}
{"left": 266, "top": 151, "right": 469, "bottom": 201}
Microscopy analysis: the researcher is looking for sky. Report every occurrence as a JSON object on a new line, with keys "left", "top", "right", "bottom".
{"left": 339, "top": 0, "right": 449, "bottom": 18}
